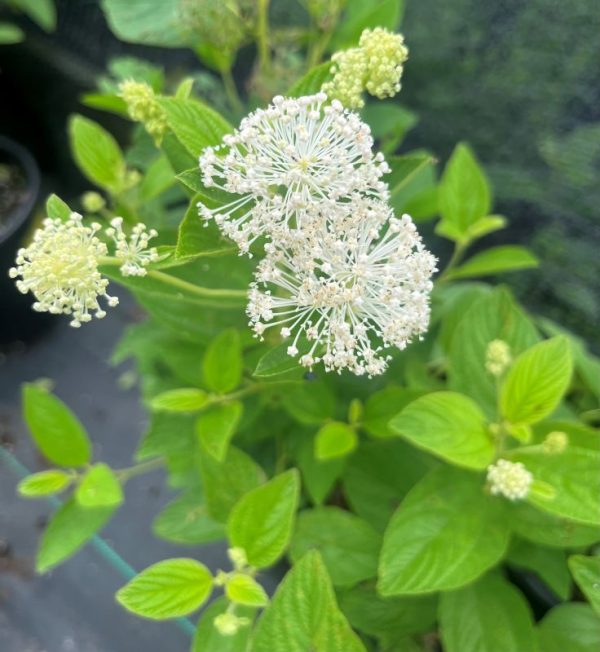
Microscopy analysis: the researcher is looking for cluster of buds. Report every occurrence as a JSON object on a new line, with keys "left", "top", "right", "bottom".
{"left": 119, "top": 80, "right": 167, "bottom": 144}
{"left": 485, "top": 339, "right": 512, "bottom": 376}
{"left": 487, "top": 459, "right": 533, "bottom": 501}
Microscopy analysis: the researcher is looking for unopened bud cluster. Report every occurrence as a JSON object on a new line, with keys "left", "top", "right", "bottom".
{"left": 485, "top": 339, "right": 512, "bottom": 376}
{"left": 542, "top": 430, "right": 568, "bottom": 454}
{"left": 487, "top": 459, "right": 533, "bottom": 501}
{"left": 119, "top": 80, "right": 167, "bottom": 144}
{"left": 323, "top": 27, "right": 409, "bottom": 109}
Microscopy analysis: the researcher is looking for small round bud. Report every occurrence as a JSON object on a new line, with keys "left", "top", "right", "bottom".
{"left": 81, "top": 191, "right": 105, "bottom": 213}
{"left": 485, "top": 339, "right": 512, "bottom": 376}
{"left": 542, "top": 431, "right": 568, "bottom": 454}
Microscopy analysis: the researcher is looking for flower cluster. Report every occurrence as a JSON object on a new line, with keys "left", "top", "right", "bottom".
{"left": 487, "top": 459, "right": 533, "bottom": 501}
{"left": 322, "top": 28, "right": 409, "bottom": 109}
{"left": 10, "top": 212, "right": 159, "bottom": 327}
{"left": 119, "top": 80, "right": 167, "bottom": 144}
{"left": 199, "top": 93, "right": 436, "bottom": 376}
{"left": 485, "top": 339, "right": 512, "bottom": 376}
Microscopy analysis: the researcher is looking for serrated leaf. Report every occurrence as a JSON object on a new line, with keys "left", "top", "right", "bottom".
{"left": 315, "top": 422, "right": 358, "bottom": 460}
{"left": 378, "top": 467, "right": 510, "bottom": 595}
{"left": 37, "top": 498, "right": 116, "bottom": 573}
{"left": 116, "top": 558, "right": 213, "bottom": 619}
{"left": 149, "top": 388, "right": 208, "bottom": 413}
{"left": 69, "top": 114, "right": 126, "bottom": 193}
{"left": 228, "top": 469, "right": 300, "bottom": 569}
{"left": 390, "top": 391, "right": 494, "bottom": 469}
{"left": 153, "top": 491, "right": 225, "bottom": 544}
{"left": 46, "top": 194, "right": 71, "bottom": 221}
{"left": 203, "top": 329, "right": 243, "bottom": 393}
{"left": 196, "top": 401, "right": 243, "bottom": 461}
{"left": 569, "top": 555, "right": 600, "bottom": 616}
{"left": 287, "top": 62, "right": 332, "bottom": 97}
{"left": 445, "top": 246, "right": 538, "bottom": 280}
{"left": 226, "top": 574, "right": 269, "bottom": 607}
{"left": 23, "top": 383, "right": 91, "bottom": 467}
{"left": 439, "top": 572, "right": 535, "bottom": 652}
{"left": 76, "top": 463, "right": 123, "bottom": 508}
{"left": 193, "top": 597, "right": 254, "bottom": 652}
{"left": 290, "top": 507, "right": 380, "bottom": 587}
{"left": 501, "top": 336, "right": 573, "bottom": 425}
{"left": 252, "top": 551, "right": 366, "bottom": 652}
{"left": 537, "top": 604, "right": 600, "bottom": 652}
{"left": 17, "top": 470, "right": 72, "bottom": 498}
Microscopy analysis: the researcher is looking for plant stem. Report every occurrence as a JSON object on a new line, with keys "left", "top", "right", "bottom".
{"left": 307, "top": 29, "right": 332, "bottom": 69}
{"left": 146, "top": 269, "right": 247, "bottom": 301}
{"left": 256, "top": 0, "right": 271, "bottom": 72}
{"left": 220, "top": 67, "right": 244, "bottom": 116}
{"left": 437, "top": 241, "right": 468, "bottom": 282}
{"left": 116, "top": 457, "right": 164, "bottom": 482}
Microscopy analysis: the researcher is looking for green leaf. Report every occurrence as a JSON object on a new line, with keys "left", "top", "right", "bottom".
{"left": 569, "top": 555, "right": 600, "bottom": 616}
{"left": 363, "top": 104, "right": 418, "bottom": 153}
{"left": 0, "top": 23, "right": 24, "bottom": 44}
{"left": 296, "top": 437, "right": 345, "bottom": 506}
{"left": 362, "top": 387, "right": 426, "bottom": 438}
{"left": 228, "top": 469, "right": 300, "bottom": 569}
{"left": 199, "top": 445, "right": 264, "bottom": 521}
{"left": 46, "top": 194, "right": 71, "bottom": 221}
{"left": 23, "top": 383, "right": 92, "bottom": 467}
{"left": 507, "top": 539, "right": 571, "bottom": 600}
{"left": 253, "top": 341, "right": 308, "bottom": 379}
{"left": 445, "top": 246, "right": 539, "bottom": 280}
{"left": 290, "top": 507, "right": 380, "bottom": 587}
{"left": 13, "top": 0, "right": 55, "bottom": 31}
{"left": 378, "top": 467, "right": 510, "bottom": 595}
{"left": 437, "top": 142, "right": 492, "bottom": 240}
{"left": 388, "top": 154, "right": 435, "bottom": 204}
{"left": 116, "top": 558, "right": 213, "bottom": 619}
{"left": 196, "top": 401, "right": 243, "bottom": 461}
{"left": 501, "top": 336, "right": 573, "bottom": 425}
{"left": 282, "top": 380, "right": 335, "bottom": 425}
{"left": 76, "top": 463, "right": 123, "bottom": 508}
{"left": 158, "top": 97, "right": 232, "bottom": 157}
{"left": 37, "top": 498, "right": 116, "bottom": 573}
{"left": 175, "top": 197, "right": 236, "bottom": 261}
{"left": 331, "top": 0, "right": 404, "bottom": 49}
{"left": 193, "top": 597, "right": 254, "bottom": 652}
{"left": 226, "top": 574, "right": 269, "bottom": 607}
{"left": 512, "top": 448, "right": 600, "bottom": 525}
{"left": 69, "top": 114, "right": 127, "bottom": 193}
{"left": 149, "top": 388, "right": 208, "bottom": 413}
{"left": 315, "top": 422, "right": 358, "bottom": 460}
{"left": 465, "top": 214, "right": 508, "bottom": 240}
{"left": 252, "top": 550, "right": 366, "bottom": 652}
{"left": 389, "top": 391, "right": 494, "bottom": 469}
{"left": 439, "top": 572, "right": 535, "bottom": 652}
{"left": 17, "top": 470, "right": 72, "bottom": 498}
{"left": 287, "top": 62, "right": 332, "bottom": 97}
{"left": 203, "top": 329, "right": 243, "bottom": 393}
{"left": 139, "top": 155, "right": 174, "bottom": 201}
{"left": 153, "top": 491, "right": 225, "bottom": 544}
{"left": 448, "top": 288, "right": 539, "bottom": 418}
{"left": 537, "top": 604, "right": 600, "bottom": 652}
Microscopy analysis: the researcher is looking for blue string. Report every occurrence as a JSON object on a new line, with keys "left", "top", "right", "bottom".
{"left": 0, "top": 446, "right": 196, "bottom": 639}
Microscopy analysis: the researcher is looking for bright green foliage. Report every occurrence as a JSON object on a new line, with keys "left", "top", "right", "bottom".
{"left": 37, "top": 498, "right": 117, "bottom": 573}
{"left": 76, "top": 463, "right": 123, "bottom": 508}
{"left": 17, "top": 470, "right": 72, "bottom": 498}
{"left": 226, "top": 573, "right": 269, "bottom": 607}
{"left": 193, "top": 597, "right": 254, "bottom": 652}
{"left": 536, "top": 604, "right": 600, "bottom": 652}
{"left": 362, "top": 386, "right": 425, "bottom": 438}
{"left": 501, "top": 336, "right": 573, "bottom": 425}
{"left": 445, "top": 246, "right": 539, "bottom": 280}
{"left": 116, "top": 558, "right": 213, "bottom": 619}
{"left": 507, "top": 539, "right": 571, "bottom": 600}
{"left": 196, "top": 401, "right": 243, "bottom": 461}
{"left": 296, "top": 438, "right": 345, "bottom": 506}
{"left": 0, "top": 23, "right": 24, "bottom": 43}
{"left": 288, "top": 62, "right": 333, "bottom": 97}
{"left": 228, "top": 470, "right": 300, "bottom": 568}
{"left": 439, "top": 572, "right": 535, "bottom": 652}
{"left": 282, "top": 380, "right": 335, "bottom": 425}
{"left": 290, "top": 507, "right": 380, "bottom": 587}
{"left": 46, "top": 194, "right": 71, "bottom": 221}
{"left": 149, "top": 388, "right": 208, "bottom": 412}
{"left": 251, "top": 551, "right": 366, "bottom": 652}
{"left": 203, "top": 329, "right": 243, "bottom": 393}
{"left": 378, "top": 467, "right": 510, "bottom": 595}
{"left": 389, "top": 391, "right": 494, "bottom": 469}
{"left": 331, "top": 0, "right": 404, "bottom": 49}
{"left": 23, "top": 383, "right": 92, "bottom": 467}
{"left": 152, "top": 491, "right": 225, "bottom": 544}
{"left": 315, "top": 422, "right": 358, "bottom": 460}
{"left": 569, "top": 555, "right": 600, "bottom": 615}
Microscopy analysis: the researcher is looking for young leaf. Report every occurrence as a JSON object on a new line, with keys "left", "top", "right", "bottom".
{"left": 75, "top": 463, "right": 123, "bottom": 508}
{"left": 378, "top": 467, "right": 510, "bottom": 595}
{"left": 537, "top": 604, "right": 600, "bottom": 652}
{"left": 149, "top": 388, "right": 208, "bottom": 413}
{"left": 444, "top": 246, "right": 539, "bottom": 281}
{"left": 501, "top": 336, "right": 573, "bottom": 425}
{"left": 196, "top": 401, "right": 243, "bottom": 461}
{"left": 314, "top": 422, "right": 358, "bottom": 461}
{"left": 507, "top": 539, "right": 571, "bottom": 600}
{"left": 153, "top": 491, "right": 225, "bottom": 545}
{"left": 192, "top": 597, "right": 254, "bottom": 652}
{"left": 568, "top": 555, "right": 600, "bottom": 615}
{"left": 226, "top": 574, "right": 269, "bottom": 607}
{"left": 176, "top": 197, "right": 236, "bottom": 260}
{"left": 439, "top": 572, "right": 535, "bottom": 652}
{"left": 203, "top": 329, "right": 243, "bottom": 393}
{"left": 116, "top": 558, "right": 213, "bottom": 619}
{"left": 23, "top": 383, "right": 92, "bottom": 467}
{"left": 389, "top": 391, "right": 494, "bottom": 469}
{"left": 17, "top": 470, "right": 72, "bottom": 498}
{"left": 46, "top": 194, "right": 71, "bottom": 221}
{"left": 227, "top": 469, "right": 300, "bottom": 568}
{"left": 69, "top": 114, "right": 126, "bottom": 193}
{"left": 252, "top": 550, "right": 366, "bottom": 652}
{"left": 289, "top": 507, "right": 380, "bottom": 587}
{"left": 37, "top": 498, "right": 117, "bottom": 573}
{"left": 287, "top": 62, "right": 332, "bottom": 97}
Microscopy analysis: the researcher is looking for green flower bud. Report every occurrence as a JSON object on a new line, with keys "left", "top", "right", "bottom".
{"left": 119, "top": 80, "right": 167, "bottom": 144}
{"left": 81, "top": 191, "right": 105, "bottom": 213}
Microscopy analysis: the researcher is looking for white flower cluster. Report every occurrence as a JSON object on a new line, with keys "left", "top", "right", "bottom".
{"left": 487, "top": 459, "right": 533, "bottom": 501}
{"left": 10, "top": 212, "right": 159, "bottom": 327}
{"left": 199, "top": 93, "right": 436, "bottom": 376}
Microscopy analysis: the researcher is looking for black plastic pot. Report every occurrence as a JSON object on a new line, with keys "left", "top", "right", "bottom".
{"left": 0, "top": 134, "right": 52, "bottom": 345}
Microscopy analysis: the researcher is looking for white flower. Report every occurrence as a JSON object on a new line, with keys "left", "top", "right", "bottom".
{"left": 105, "top": 217, "right": 159, "bottom": 277}
{"left": 9, "top": 213, "right": 118, "bottom": 327}
{"left": 247, "top": 209, "right": 436, "bottom": 376}
{"left": 487, "top": 459, "right": 533, "bottom": 501}
{"left": 198, "top": 93, "right": 390, "bottom": 254}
